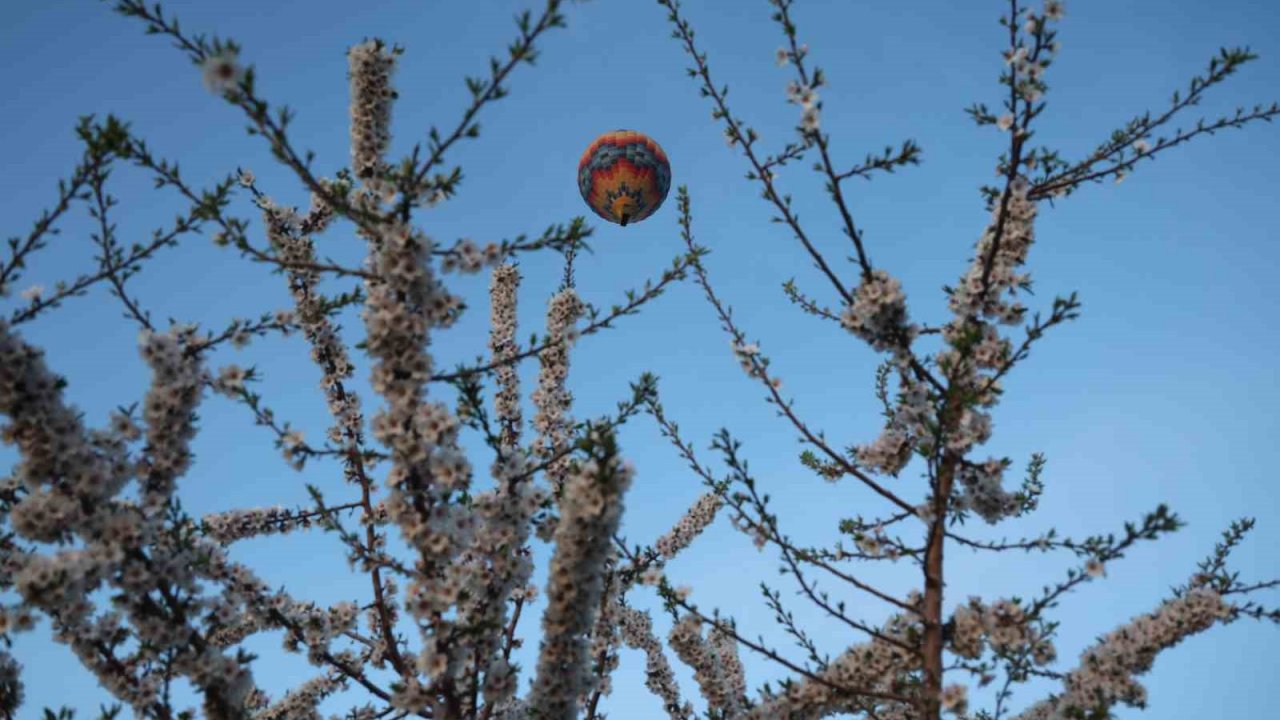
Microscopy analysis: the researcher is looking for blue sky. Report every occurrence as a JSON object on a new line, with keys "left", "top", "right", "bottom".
{"left": 2, "top": 0, "right": 1278, "bottom": 718}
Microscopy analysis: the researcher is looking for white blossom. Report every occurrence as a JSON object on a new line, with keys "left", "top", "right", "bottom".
{"left": 201, "top": 50, "right": 245, "bottom": 95}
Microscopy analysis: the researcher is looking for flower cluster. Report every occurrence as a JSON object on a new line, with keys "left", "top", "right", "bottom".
{"left": 948, "top": 596, "right": 1057, "bottom": 665}
{"left": 952, "top": 457, "right": 1020, "bottom": 524}
{"left": 1013, "top": 588, "right": 1232, "bottom": 720}
{"left": 840, "top": 269, "right": 916, "bottom": 355}
{"left": 618, "top": 607, "right": 695, "bottom": 719}
{"left": 266, "top": 202, "right": 364, "bottom": 462}
{"left": 223, "top": 563, "right": 364, "bottom": 666}
{"left": 574, "top": 484, "right": 736, "bottom": 713}
{"left": 785, "top": 79, "right": 821, "bottom": 132}
{"left": 948, "top": 176, "right": 1036, "bottom": 325}
{"left": 854, "top": 524, "right": 901, "bottom": 561}
{"left": 707, "top": 626, "right": 748, "bottom": 715}
{"left": 344, "top": 41, "right": 498, "bottom": 703}
{"left": 942, "top": 320, "right": 1013, "bottom": 372}
{"left": 531, "top": 288, "right": 583, "bottom": 496}
{"left": 940, "top": 684, "right": 968, "bottom": 714}
{"left": 578, "top": 572, "right": 625, "bottom": 702}
{"left": 489, "top": 263, "right": 523, "bottom": 448}
{"left": 746, "top": 609, "right": 923, "bottom": 719}
{"left": 775, "top": 43, "right": 808, "bottom": 67}
{"left": 256, "top": 671, "right": 348, "bottom": 720}
{"left": 137, "top": 327, "right": 205, "bottom": 514}
{"left": 528, "top": 438, "right": 634, "bottom": 718}
{"left": 947, "top": 406, "right": 995, "bottom": 455}
{"left": 667, "top": 615, "right": 748, "bottom": 717}
{"left": 361, "top": 218, "right": 473, "bottom": 551}
{"left": 731, "top": 341, "right": 764, "bottom": 380}
{"left": 201, "top": 505, "right": 323, "bottom": 544}
{"left": 1004, "top": 2, "right": 1065, "bottom": 105}
{"left": 441, "top": 238, "right": 504, "bottom": 274}
{"left": 654, "top": 491, "right": 722, "bottom": 559}
{"left": 855, "top": 377, "right": 934, "bottom": 475}
{"left": 212, "top": 363, "right": 248, "bottom": 397}
{"left": 348, "top": 40, "right": 398, "bottom": 181}
{"left": 446, "top": 451, "right": 548, "bottom": 709}
{"left": 1, "top": 317, "right": 273, "bottom": 715}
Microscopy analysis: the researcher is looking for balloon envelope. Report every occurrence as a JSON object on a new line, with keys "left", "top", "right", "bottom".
{"left": 577, "top": 130, "right": 671, "bottom": 226}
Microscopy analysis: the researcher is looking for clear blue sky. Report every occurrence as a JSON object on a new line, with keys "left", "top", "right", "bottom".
{"left": 3, "top": 0, "right": 1278, "bottom": 718}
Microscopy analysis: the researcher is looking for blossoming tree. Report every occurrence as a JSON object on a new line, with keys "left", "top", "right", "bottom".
{"left": 1, "top": 1, "right": 1276, "bottom": 719}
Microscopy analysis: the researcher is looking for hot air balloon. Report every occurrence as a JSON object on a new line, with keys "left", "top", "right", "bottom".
{"left": 577, "top": 130, "right": 671, "bottom": 227}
